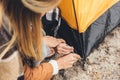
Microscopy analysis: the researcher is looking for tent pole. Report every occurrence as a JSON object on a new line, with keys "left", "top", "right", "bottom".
{"left": 72, "top": 0, "right": 85, "bottom": 59}
{"left": 72, "top": 0, "right": 86, "bottom": 69}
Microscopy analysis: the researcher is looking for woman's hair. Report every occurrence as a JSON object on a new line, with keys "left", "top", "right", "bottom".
{"left": 1, "top": 0, "right": 61, "bottom": 61}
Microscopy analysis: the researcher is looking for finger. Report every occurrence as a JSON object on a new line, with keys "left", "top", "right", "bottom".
{"left": 58, "top": 51, "right": 70, "bottom": 54}
{"left": 57, "top": 39, "right": 66, "bottom": 43}
{"left": 57, "top": 44, "right": 74, "bottom": 51}
{"left": 50, "top": 48, "right": 55, "bottom": 54}
{"left": 58, "top": 43, "right": 73, "bottom": 48}
{"left": 69, "top": 60, "right": 77, "bottom": 65}
{"left": 57, "top": 39, "right": 65, "bottom": 44}
{"left": 72, "top": 53, "right": 81, "bottom": 59}
{"left": 57, "top": 48, "right": 73, "bottom": 54}
{"left": 60, "top": 44, "right": 74, "bottom": 51}
{"left": 71, "top": 59, "right": 78, "bottom": 63}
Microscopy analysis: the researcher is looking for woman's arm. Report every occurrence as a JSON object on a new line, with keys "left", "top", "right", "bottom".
{"left": 24, "top": 53, "right": 80, "bottom": 80}
{"left": 24, "top": 62, "right": 53, "bottom": 80}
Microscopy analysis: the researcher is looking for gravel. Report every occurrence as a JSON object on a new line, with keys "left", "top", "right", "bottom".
{"left": 52, "top": 27, "right": 120, "bottom": 80}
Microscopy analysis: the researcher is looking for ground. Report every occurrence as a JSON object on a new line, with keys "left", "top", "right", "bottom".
{"left": 52, "top": 27, "right": 120, "bottom": 80}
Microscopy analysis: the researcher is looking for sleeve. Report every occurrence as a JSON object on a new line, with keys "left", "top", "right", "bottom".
{"left": 24, "top": 62, "right": 53, "bottom": 80}
{"left": 0, "top": 26, "right": 16, "bottom": 59}
{"left": 42, "top": 8, "right": 61, "bottom": 36}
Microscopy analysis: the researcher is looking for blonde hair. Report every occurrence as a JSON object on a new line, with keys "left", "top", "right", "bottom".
{"left": 1, "top": 0, "right": 61, "bottom": 61}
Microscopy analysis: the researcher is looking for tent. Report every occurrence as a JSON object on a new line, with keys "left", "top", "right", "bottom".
{"left": 59, "top": 0, "right": 119, "bottom": 32}
{"left": 43, "top": 1, "right": 120, "bottom": 60}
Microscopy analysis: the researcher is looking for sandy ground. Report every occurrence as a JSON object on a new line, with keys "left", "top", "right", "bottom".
{"left": 52, "top": 26, "right": 120, "bottom": 80}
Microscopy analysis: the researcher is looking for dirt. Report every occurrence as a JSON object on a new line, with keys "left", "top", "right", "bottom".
{"left": 52, "top": 27, "right": 120, "bottom": 80}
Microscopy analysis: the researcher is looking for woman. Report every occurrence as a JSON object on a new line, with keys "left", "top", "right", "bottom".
{"left": 0, "top": 0, "right": 80, "bottom": 80}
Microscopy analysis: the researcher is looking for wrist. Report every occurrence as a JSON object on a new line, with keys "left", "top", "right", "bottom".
{"left": 49, "top": 60, "right": 59, "bottom": 75}
{"left": 56, "top": 59, "right": 63, "bottom": 70}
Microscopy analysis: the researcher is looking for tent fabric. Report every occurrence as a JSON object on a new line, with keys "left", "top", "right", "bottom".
{"left": 43, "top": 1, "right": 120, "bottom": 59}
{"left": 57, "top": 1, "right": 120, "bottom": 58}
{"left": 59, "top": 0, "right": 119, "bottom": 32}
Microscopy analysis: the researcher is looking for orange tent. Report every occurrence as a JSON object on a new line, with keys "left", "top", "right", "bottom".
{"left": 59, "top": 0, "right": 119, "bottom": 32}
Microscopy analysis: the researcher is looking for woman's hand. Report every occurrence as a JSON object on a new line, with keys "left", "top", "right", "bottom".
{"left": 56, "top": 53, "right": 80, "bottom": 70}
{"left": 43, "top": 36, "right": 74, "bottom": 56}
{"left": 55, "top": 43, "right": 74, "bottom": 54}
{"left": 43, "top": 36, "right": 65, "bottom": 48}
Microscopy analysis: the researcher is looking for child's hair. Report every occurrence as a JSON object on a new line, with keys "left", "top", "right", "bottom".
{"left": 1, "top": 0, "right": 61, "bottom": 61}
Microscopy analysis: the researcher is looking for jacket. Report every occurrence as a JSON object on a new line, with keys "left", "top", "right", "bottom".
{"left": 0, "top": 20, "right": 53, "bottom": 80}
